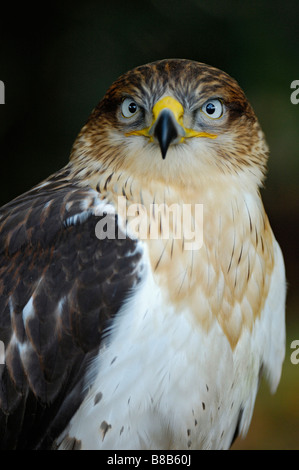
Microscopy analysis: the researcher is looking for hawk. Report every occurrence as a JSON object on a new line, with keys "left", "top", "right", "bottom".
{"left": 0, "top": 59, "right": 286, "bottom": 450}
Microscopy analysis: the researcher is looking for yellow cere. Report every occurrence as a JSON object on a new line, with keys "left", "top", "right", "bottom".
{"left": 152, "top": 96, "right": 184, "bottom": 125}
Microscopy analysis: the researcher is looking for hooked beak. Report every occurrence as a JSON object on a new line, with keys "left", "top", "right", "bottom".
{"left": 153, "top": 109, "right": 180, "bottom": 159}
{"left": 126, "top": 96, "right": 217, "bottom": 159}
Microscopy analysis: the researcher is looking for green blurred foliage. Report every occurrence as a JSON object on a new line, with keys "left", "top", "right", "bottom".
{"left": 0, "top": 0, "right": 298, "bottom": 449}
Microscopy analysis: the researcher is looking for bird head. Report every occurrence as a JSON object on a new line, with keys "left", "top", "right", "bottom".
{"left": 71, "top": 59, "right": 268, "bottom": 189}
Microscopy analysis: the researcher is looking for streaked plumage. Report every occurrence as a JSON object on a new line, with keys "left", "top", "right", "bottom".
{"left": 0, "top": 59, "right": 285, "bottom": 449}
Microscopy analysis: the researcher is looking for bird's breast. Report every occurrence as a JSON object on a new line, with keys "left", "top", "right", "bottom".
{"left": 99, "top": 172, "right": 275, "bottom": 349}
{"left": 131, "top": 192, "right": 275, "bottom": 349}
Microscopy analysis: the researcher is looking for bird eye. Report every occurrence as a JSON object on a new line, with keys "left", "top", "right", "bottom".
{"left": 201, "top": 99, "right": 223, "bottom": 119}
{"left": 121, "top": 98, "right": 139, "bottom": 118}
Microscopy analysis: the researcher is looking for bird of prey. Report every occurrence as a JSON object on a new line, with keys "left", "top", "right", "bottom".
{"left": 0, "top": 59, "right": 286, "bottom": 450}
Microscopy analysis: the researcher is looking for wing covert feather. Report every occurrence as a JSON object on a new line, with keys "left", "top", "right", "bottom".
{"left": 0, "top": 177, "right": 144, "bottom": 448}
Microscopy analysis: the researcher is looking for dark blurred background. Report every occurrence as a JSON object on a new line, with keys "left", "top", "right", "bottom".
{"left": 0, "top": 0, "right": 298, "bottom": 449}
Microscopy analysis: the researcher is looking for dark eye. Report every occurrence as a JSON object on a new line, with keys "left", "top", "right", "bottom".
{"left": 201, "top": 99, "right": 223, "bottom": 119}
{"left": 121, "top": 98, "right": 139, "bottom": 118}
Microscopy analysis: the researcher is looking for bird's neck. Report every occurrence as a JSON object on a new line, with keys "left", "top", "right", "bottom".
{"left": 81, "top": 164, "right": 264, "bottom": 214}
